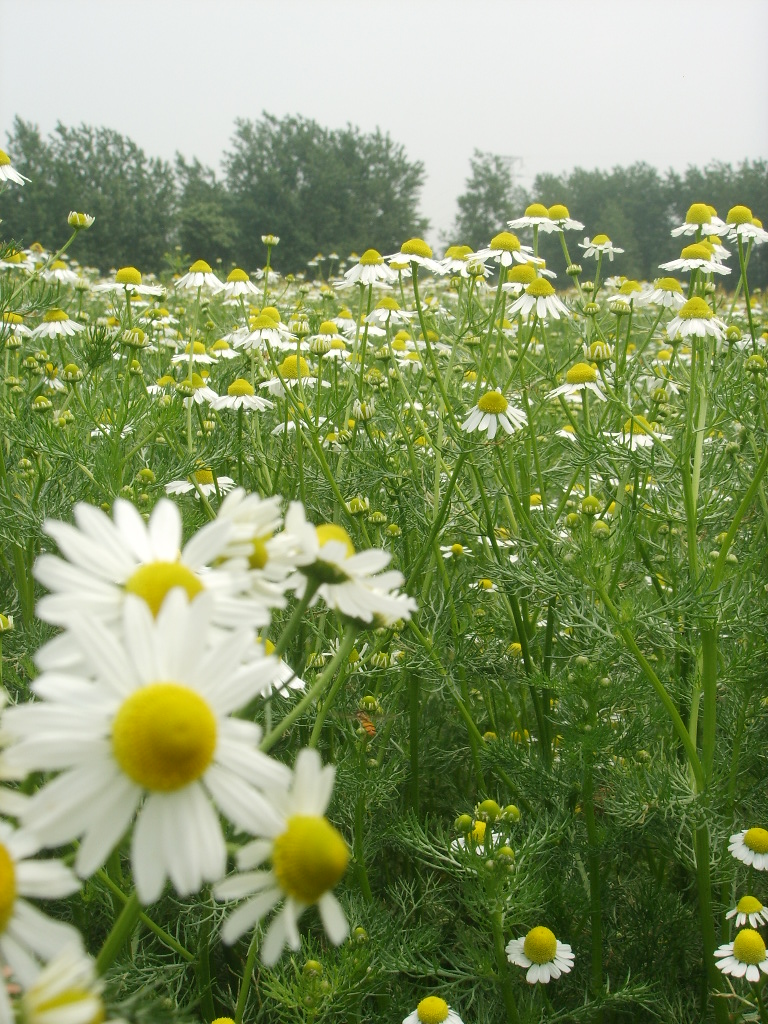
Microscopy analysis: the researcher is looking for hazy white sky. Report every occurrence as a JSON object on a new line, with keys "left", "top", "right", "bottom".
{"left": 1, "top": 0, "right": 766, "bottom": 243}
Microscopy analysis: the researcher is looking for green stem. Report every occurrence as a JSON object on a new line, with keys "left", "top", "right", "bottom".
{"left": 235, "top": 931, "right": 260, "bottom": 1024}
{"left": 95, "top": 890, "right": 142, "bottom": 975}
{"left": 95, "top": 871, "right": 194, "bottom": 962}
{"left": 308, "top": 629, "right": 356, "bottom": 746}
{"left": 582, "top": 752, "right": 604, "bottom": 998}
{"left": 490, "top": 909, "right": 521, "bottom": 1024}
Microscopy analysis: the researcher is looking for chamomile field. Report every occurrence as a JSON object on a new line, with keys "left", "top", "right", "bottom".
{"left": 1, "top": 158, "right": 767, "bottom": 1024}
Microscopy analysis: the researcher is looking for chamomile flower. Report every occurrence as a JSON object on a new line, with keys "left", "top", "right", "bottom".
{"left": 388, "top": 239, "right": 444, "bottom": 275}
{"left": 666, "top": 297, "right": 727, "bottom": 342}
{"left": 221, "top": 268, "right": 260, "bottom": 297}
{"left": 234, "top": 314, "right": 286, "bottom": 353}
{"left": 473, "top": 231, "right": 540, "bottom": 267}
{"left": 547, "top": 204, "right": 584, "bottom": 231}
{"left": 261, "top": 355, "right": 328, "bottom": 397}
{"left": 33, "top": 496, "right": 264, "bottom": 635}
{"left": 0, "top": 150, "right": 30, "bottom": 186}
{"left": 670, "top": 203, "right": 727, "bottom": 237}
{"left": 214, "top": 748, "right": 349, "bottom": 966}
{"left": 659, "top": 242, "right": 730, "bottom": 276}
{"left": 729, "top": 828, "right": 768, "bottom": 870}
{"left": 546, "top": 363, "right": 607, "bottom": 403}
{"left": 462, "top": 389, "right": 527, "bottom": 440}
{"left": 42, "top": 261, "right": 81, "bottom": 287}
{"left": 578, "top": 234, "right": 624, "bottom": 261}
{"left": 725, "top": 205, "right": 768, "bottom": 244}
{"left": 4, "top": 591, "right": 288, "bottom": 903}
{"left": 344, "top": 249, "right": 397, "bottom": 285}
{"left": 283, "top": 505, "right": 417, "bottom": 626}
{"left": 365, "top": 296, "right": 414, "bottom": 327}
{"left": 0, "top": 821, "right": 82, "bottom": 998}
{"left": 175, "top": 259, "right": 224, "bottom": 292}
{"left": 507, "top": 279, "right": 568, "bottom": 321}
{"left": 508, "top": 203, "right": 561, "bottom": 233}
{"left": 165, "top": 469, "right": 236, "bottom": 498}
{"left": 506, "top": 926, "right": 575, "bottom": 984}
{"left": 440, "top": 543, "right": 472, "bottom": 560}
{"left": 211, "top": 379, "right": 274, "bottom": 412}
{"left": 638, "top": 277, "right": 686, "bottom": 309}
{"left": 18, "top": 947, "right": 120, "bottom": 1024}
{"left": 95, "top": 267, "right": 164, "bottom": 296}
{"left": 726, "top": 896, "right": 768, "bottom": 928}
{"left": 30, "top": 310, "right": 84, "bottom": 340}
{"left": 402, "top": 996, "right": 465, "bottom": 1024}
{"left": 714, "top": 929, "right": 768, "bottom": 983}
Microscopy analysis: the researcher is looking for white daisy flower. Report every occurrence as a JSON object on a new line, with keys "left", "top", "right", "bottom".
{"left": 165, "top": 469, "right": 236, "bottom": 499}
{"left": 726, "top": 895, "right": 768, "bottom": 929}
{"left": 546, "top": 362, "right": 607, "bottom": 403}
{"left": 387, "top": 239, "right": 444, "bottom": 275}
{"left": 637, "top": 277, "right": 686, "bottom": 309}
{"left": 19, "top": 946, "right": 121, "bottom": 1024}
{"left": 282, "top": 505, "right": 417, "bottom": 626}
{"left": 439, "top": 244, "right": 475, "bottom": 275}
{"left": 171, "top": 341, "right": 215, "bottom": 366}
{"left": 0, "top": 149, "right": 30, "bottom": 186}
{"left": 211, "top": 379, "right": 274, "bottom": 413}
{"left": 725, "top": 205, "right": 768, "bottom": 245}
{"left": 507, "top": 202, "right": 560, "bottom": 233}
{"left": 260, "top": 355, "right": 328, "bottom": 397}
{"left": 94, "top": 266, "right": 164, "bottom": 296}
{"left": 473, "top": 230, "right": 541, "bottom": 267}
{"left": 546, "top": 203, "right": 584, "bottom": 232}
{"left": 174, "top": 259, "right": 223, "bottom": 293}
{"left": 462, "top": 388, "right": 527, "bottom": 440}
{"left": 506, "top": 926, "right": 575, "bottom": 984}
{"left": 221, "top": 267, "right": 261, "bottom": 297}
{"left": 344, "top": 249, "right": 397, "bottom": 285}
{"left": 714, "top": 928, "right": 768, "bottom": 983}
{"left": 33, "top": 496, "right": 266, "bottom": 634}
{"left": 659, "top": 242, "right": 730, "bottom": 276}
{"left": 666, "top": 297, "right": 727, "bottom": 342}
{"left": 578, "top": 234, "right": 624, "bottom": 261}
{"left": 30, "top": 310, "right": 84, "bottom": 340}
{"left": 729, "top": 828, "right": 768, "bottom": 870}
{"left": 177, "top": 373, "right": 219, "bottom": 406}
{"left": 613, "top": 415, "right": 671, "bottom": 450}
{"left": 4, "top": 591, "right": 288, "bottom": 904}
{"left": 508, "top": 279, "right": 568, "bottom": 321}
{"left": 214, "top": 748, "right": 349, "bottom": 965}
{"left": 402, "top": 996, "right": 465, "bottom": 1024}
{"left": 42, "top": 261, "right": 81, "bottom": 286}
{"left": 0, "top": 821, "right": 82, "bottom": 1004}
{"left": 670, "top": 203, "right": 727, "bottom": 237}
{"left": 440, "top": 543, "right": 472, "bottom": 560}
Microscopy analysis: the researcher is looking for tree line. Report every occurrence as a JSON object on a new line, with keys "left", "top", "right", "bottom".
{"left": 2, "top": 115, "right": 766, "bottom": 288}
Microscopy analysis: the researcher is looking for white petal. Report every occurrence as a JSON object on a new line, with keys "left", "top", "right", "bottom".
{"left": 318, "top": 893, "right": 348, "bottom": 944}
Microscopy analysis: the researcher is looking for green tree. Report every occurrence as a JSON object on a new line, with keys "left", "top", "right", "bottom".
{"left": 2, "top": 118, "right": 177, "bottom": 273}
{"left": 174, "top": 156, "right": 236, "bottom": 268}
{"left": 448, "top": 150, "right": 528, "bottom": 251}
{"left": 223, "top": 113, "right": 427, "bottom": 273}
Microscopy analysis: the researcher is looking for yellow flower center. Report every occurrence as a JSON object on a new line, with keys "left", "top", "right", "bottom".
{"left": 470, "top": 819, "right": 487, "bottom": 842}
{"left": 278, "top": 355, "right": 311, "bottom": 380}
{"left": 680, "top": 243, "right": 712, "bottom": 261}
{"left": 184, "top": 341, "right": 207, "bottom": 355}
{"left": 745, "top": 827, "right": 768, "bottom": 854}
{"left": 657, "top": 277, "right": 682, "bottom": 293}
{"left": 251, "top": 314, "right": 277, "bottom": 331}
{"left": 272, "top": 815, "right": 349, "bottom": 903}
{"left": 727, "top": 205, "right": 753, "bottom": 225}
{"left": 262, "top": 306, "right": 281, "bottom": 322}
{"left": 623, "top": 415, "right": 653, "bottom": 435}
{"left": 0, "top": 843, "right": 17, "bottom": 931}
{"left": 319, "top": 321, "right": 337, "bottom": 334}
{"left": 685, "top": 203, "right": 712, "bottom": 224}
{"left": 450, "top": 543, "right": 464, "bottom": 557}
{"left": 737, "top": 895, "right": 764, "bottom": 914}
{"left": 248, "top": 534, "right": 272, "bottom": 570}
{"left": 316, "top": 523, "right": 355, "bottom": 557}
{"left": 524, "top": 203, "right": 548, "bottom": 218}
{"left": 548, "top": 204, "right": 570, "bottom": 220}
{"left": 360, "top": 248, "right": 383, "bottom": 265}
{"left": 732, "top": 929, "right": 767, "bottom": 965}
{"left": 42, "top": 309, "right": 68, "bottom": 322}
{"left": 227, "top": 268, "right": 249, "bottom": 282}
{"left": 50, "top": 260, "right": 68, "bottom": 271}
{"left": 444, "top": 244, "right": 472, "bottom": 259}
{"left": 416, "top": 997, "right": 450, "bottom": 1024}
{"left": 490, "top": 231, "right": 521, "bottom": 252}
{"left": 679, "top": 297, "right": 713, "bottom": 320}
{"left": 111, "top": 683, "right": 217, "bottom": 791}
{"left": 330, "top": 338, "right": 347, "bottom": 350}
{"left": 2, "top": 312, "right": 23, "bottom": 324}
{"left": 618, "top": 280, "right": 641, "bottom": 295}
{"left": 116, "top": 267, "right": 141, "bottom": 286}
{"left": 477, "top": 390, "right": 508, "bottom": 414}
{"left": 124, "top": 561, "right": 204, "bottom": 617}
{"left": 211, "top": 340, "right": 231, "bottom": 352}
{"left": 523, "top": 926, "right": 558, "bottom": 964}
{"left": 478, "top": 578, "right": 494, "bottom": 590}
{"left": 375, "top": 296, "right": 400, "bottom": 310}
{"left": 507, "top": 264, "right": 537, "bottom": 284}
{"left": 228, "top": 378, "right": 255, "bottom": 397}
{"left": 33, "top": 988, "right": 105, "bottom": 1024}
{"left": 400, "top": 238, "right": 433, "bottom": 259}
{"left": 0, "top": 150, "right": 10, "bottom": 167}
{"left": 189, "top": 259, "right": 213, "bottom": 273}
{"left": 566, "top": 362, "right": 597, "bottom": 385}
{"left": 526, "top": 278, "right": 555, "bottom": 297}
{"left": 591, "top": 234, "right": 610, "bottom": 245}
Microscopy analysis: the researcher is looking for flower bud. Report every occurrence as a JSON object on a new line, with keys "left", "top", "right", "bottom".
{"left": 67, "top": 211, "right": 95, "bottom": 229}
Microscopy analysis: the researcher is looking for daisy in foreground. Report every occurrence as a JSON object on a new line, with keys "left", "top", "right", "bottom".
{"left": 506, "top": 926, "right": 575, "bottom": 984}
{"left": 714, "top": 928, "right": 768, "bottom": 983}
{"left": 3, "top": 591, "right": 289, "bottom": 904}
{"left": 17, "top": 946, "right": 121, "bottom": 1024}
{"left": 729, "top": 827, "right": 768, "bottom": 870}
{"left": 462, "top": 389, "right": 527, "bottom": 440}
{"left": 403, "top": 996, "right": 465, "bottom": 1024}
{"left": 214, "top": 748, "right": 349, "bottom": 966}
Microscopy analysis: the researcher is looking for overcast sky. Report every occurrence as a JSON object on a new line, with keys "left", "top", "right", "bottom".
{"left": 1, "top": 0, "right": 767, "bottom": 244}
